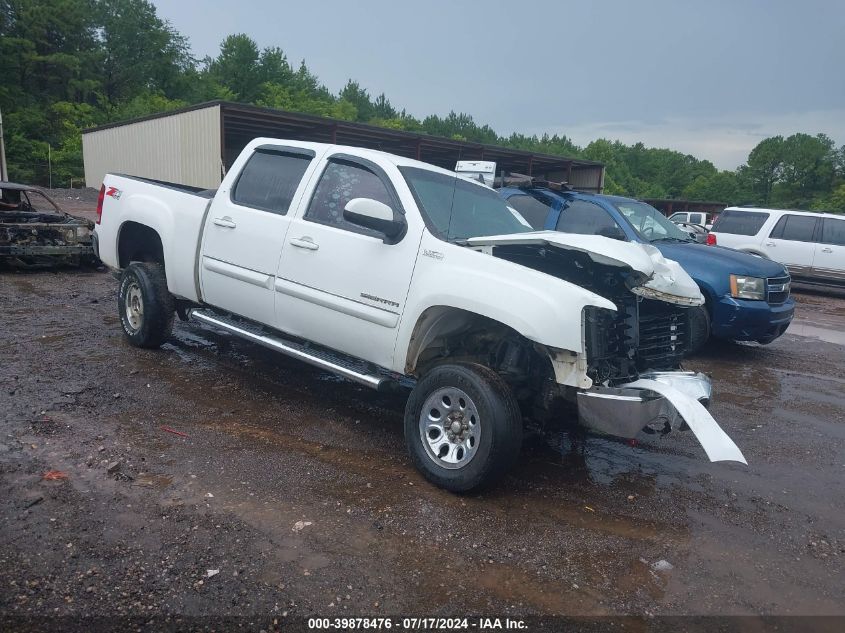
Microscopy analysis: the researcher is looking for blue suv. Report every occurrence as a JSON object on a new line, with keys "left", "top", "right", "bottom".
{"left": 499, "top": 186, "right": 795, "bottom": 351}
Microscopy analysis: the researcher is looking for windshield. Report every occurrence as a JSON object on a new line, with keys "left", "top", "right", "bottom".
{"left": 612, "top": 200, "right": 693, "bottom": 242}
{"left": 400, "top": 167, "right": 532, "bottom": 241}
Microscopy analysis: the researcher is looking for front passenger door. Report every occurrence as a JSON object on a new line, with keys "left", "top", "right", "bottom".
{"left": 275, "top": 156, "right": 421, "bottom": 367}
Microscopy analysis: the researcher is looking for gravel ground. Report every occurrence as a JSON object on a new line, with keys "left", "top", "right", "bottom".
{"left": 0, "top": 269, "right": 843, "bottom": 631}
{"left": 43, "top": 188, "right": 100, "bottom": 222}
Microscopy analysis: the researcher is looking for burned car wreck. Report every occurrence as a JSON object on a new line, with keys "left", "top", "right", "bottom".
{"left": 0, "top": 182, "right": 96, "bottom": 267}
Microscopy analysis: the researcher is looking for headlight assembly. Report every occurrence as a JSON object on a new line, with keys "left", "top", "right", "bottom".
{"left": 730, "top": 274, "right": 765, "bottom": 300}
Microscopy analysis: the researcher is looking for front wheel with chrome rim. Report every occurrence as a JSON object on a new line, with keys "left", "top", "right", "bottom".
{"left": 404, "top": 363, "right": 522, "bottom": 492}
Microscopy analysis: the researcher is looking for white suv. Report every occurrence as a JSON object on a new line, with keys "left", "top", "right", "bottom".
{"left": 709, "top": 207, "right": 845, "bottom": 285}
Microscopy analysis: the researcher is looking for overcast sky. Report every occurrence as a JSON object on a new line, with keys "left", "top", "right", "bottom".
{"left": 152, "top": 0, "right": 845, "bottom": 170}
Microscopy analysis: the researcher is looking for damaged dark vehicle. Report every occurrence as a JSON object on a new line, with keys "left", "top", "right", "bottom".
{"left": 0, "top": 182, "right": 96, "bottom": 267}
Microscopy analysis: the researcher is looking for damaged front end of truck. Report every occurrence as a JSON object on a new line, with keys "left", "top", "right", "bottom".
{"left": 468, "top": 232, "right": 746, "bottom": 464}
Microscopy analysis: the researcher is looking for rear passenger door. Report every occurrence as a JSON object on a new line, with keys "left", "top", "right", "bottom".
{"left": 813, "top": 217, "right": 845, "bottom": 282}
{"left": 763, "top": 214, "right": 819, "bottom": 276}
{"left": 505, "top": 193, "right": 555, "bottom": 230}
{"left": 200, "top": 145, "right": 318, "bottom": 325}
{"left": 558, "top": 199, "right": 626, "bottom": 239}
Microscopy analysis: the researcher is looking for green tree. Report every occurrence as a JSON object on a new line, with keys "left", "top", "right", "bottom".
{"left": 774, "top": 133, "right": 836, "bottom": 207}
{"left": 339, "top": 80, "right": 375, "bottom": 122}
{"left": 421, "top": 112, "right": 497, "bottom": 144}
{"left": 682, "top": 171, "right": 746, "bottom": 203}
{"left": 811, "top": 184, "right": 845, "bottom": 213}
{"left": 259, "top": 46, "right": 294, "bottom": 86}
{"left": 206, "top": 34, "right": 263, "bottom": 103}
{"left": 3, "top": 0, "right": 843, "bottom": 205}
{"left": 745, "top": 136, "right": 785, "bottom": 204}
{"left": 97, "top": 0, "right": 193, "bottom": 103}
{"left": 0, "top": 0, "right": 101, "bottom": 107}
{"left": 372, "top": 93, "right": 396, "bottom": 120}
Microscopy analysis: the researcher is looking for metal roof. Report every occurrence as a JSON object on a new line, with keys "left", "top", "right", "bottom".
{"left": 83, "top": 100, "right": 602, "bottom": 177}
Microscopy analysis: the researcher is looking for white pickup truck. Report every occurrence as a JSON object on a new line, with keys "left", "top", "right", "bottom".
{"left": 93, "top": 138, "right": 746, "bottom": 491}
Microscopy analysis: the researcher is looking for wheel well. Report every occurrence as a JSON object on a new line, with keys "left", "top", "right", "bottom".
{"left": 405, "top": 306, "right": 548, "bottom": 379}
{"left": 695, "top": 283, "right": 715, "bottom": 316}
{"left": 118, "top": 222, "right": 165, "bottom": 268}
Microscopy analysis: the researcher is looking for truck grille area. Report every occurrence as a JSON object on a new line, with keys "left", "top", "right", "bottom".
{"left": 766, "top": 275, "right": 791, "bottom": 305}
{"left": 637, "top": 300, "right": 688, "bottom": 370}
{"left": 584, "top": 298, "right": 689, "bottom": 384}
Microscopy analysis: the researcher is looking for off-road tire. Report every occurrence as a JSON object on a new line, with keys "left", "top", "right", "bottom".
{"left": 118, "top": 262, "right": 174, "bottom": 349}
{"left": 404, "top": 362, "right": 523, "bottom": 493}
{"left": 688, "top": 304, "right": 711, "bottom": 355}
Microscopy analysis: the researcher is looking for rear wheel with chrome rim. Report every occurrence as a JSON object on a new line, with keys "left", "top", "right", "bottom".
{"left": 404, "top": 363, "right": 522, "bottom": 492}
{"left": 117, "top": 262, "right": 174, "bottom": 349}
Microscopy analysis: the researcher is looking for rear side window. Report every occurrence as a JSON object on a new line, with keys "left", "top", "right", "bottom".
{"left": 558, "top": 200, "right": 620, "bottom": 235}
{"left": 690, "top": 213, "right": 704, "bottom": 225}
{"left": 711, "top": 210, "right": 769, "bottom": 235}
{"left": 305, "top": 160, "right": 395, "bottom": 234}
{"left": 769, "top": 214, "right": 818, "bottom": 242}
{"left": 821, "top": 218, "right": 845, "bottom": 246}
{"left": 232, "top": 150, "right": 311, "bottom": 214}
{"left": 507, "top": 194, "right": 553, "bottom": 229}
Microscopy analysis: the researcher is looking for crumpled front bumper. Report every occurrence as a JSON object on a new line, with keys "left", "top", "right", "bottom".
{"left": 577, "top": 371, "right": 746, "bottom": 464}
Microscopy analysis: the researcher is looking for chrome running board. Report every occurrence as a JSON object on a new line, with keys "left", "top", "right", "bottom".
{"left": 189, "top": 309, "right": 389, "bottom": 391}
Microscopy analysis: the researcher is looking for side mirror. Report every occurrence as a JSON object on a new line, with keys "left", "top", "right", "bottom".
{"left": 598, "top": 226, "right": 627, "bottom": 241}
{"left": 343, "top": 198, "right": 406, "bottom": 242}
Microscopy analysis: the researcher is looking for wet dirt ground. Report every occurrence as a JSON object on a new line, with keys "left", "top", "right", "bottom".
{"left": 1, "top": 269, "right": 843, "bottom": 625}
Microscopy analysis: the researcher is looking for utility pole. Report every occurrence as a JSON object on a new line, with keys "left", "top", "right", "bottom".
{"left": 0, "top": 106, "right": 8, "bottom": 181}
{"left": 48, "top": 143, "right": 52, "bottom": 189}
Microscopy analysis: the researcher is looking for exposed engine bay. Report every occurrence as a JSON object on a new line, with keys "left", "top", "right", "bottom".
{"left": 489, "top": 242, "right": 691, "bottom": 383}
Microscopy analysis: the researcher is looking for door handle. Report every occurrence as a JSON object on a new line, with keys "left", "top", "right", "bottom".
{"left": 821, "top": 247, "right": 833, "bottom": 253}
{"left": 212, "top": 216, "right": 237, "bottom": 229}
{"left": 289, "top": 237, "right": 319, "bottom": 251}
{"left": 765, "top": 242, "right": 775, "bottom": 247}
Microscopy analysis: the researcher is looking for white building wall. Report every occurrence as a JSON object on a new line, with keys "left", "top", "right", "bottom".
{"left": 82, "top": 105, "right": 222, "bottom": 189}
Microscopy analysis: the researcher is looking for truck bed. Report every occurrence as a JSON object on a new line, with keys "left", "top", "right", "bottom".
{"left": 113, "top": 174, "right": 217, "bottom": 199}
{"left": 95, "top": 173, "right": 213, "bottom": 302}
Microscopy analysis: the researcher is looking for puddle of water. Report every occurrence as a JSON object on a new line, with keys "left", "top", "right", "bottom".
{"left": 787, "top": 322, "right": 845, "bottom": 346}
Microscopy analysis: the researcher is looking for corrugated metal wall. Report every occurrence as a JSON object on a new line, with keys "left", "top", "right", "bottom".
{"left": 82, "top": 105, "right": 222, "bottom": 189}
{"left": 565, "top": 166, "right": 605, "bottom": 192}
{"left": 541, "top": 166, "right": 605, "bottom": 192}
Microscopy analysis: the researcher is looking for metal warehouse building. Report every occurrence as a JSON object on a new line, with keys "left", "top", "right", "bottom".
{"left": 82, "top": 101, "right": 604, "bottom": 191}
